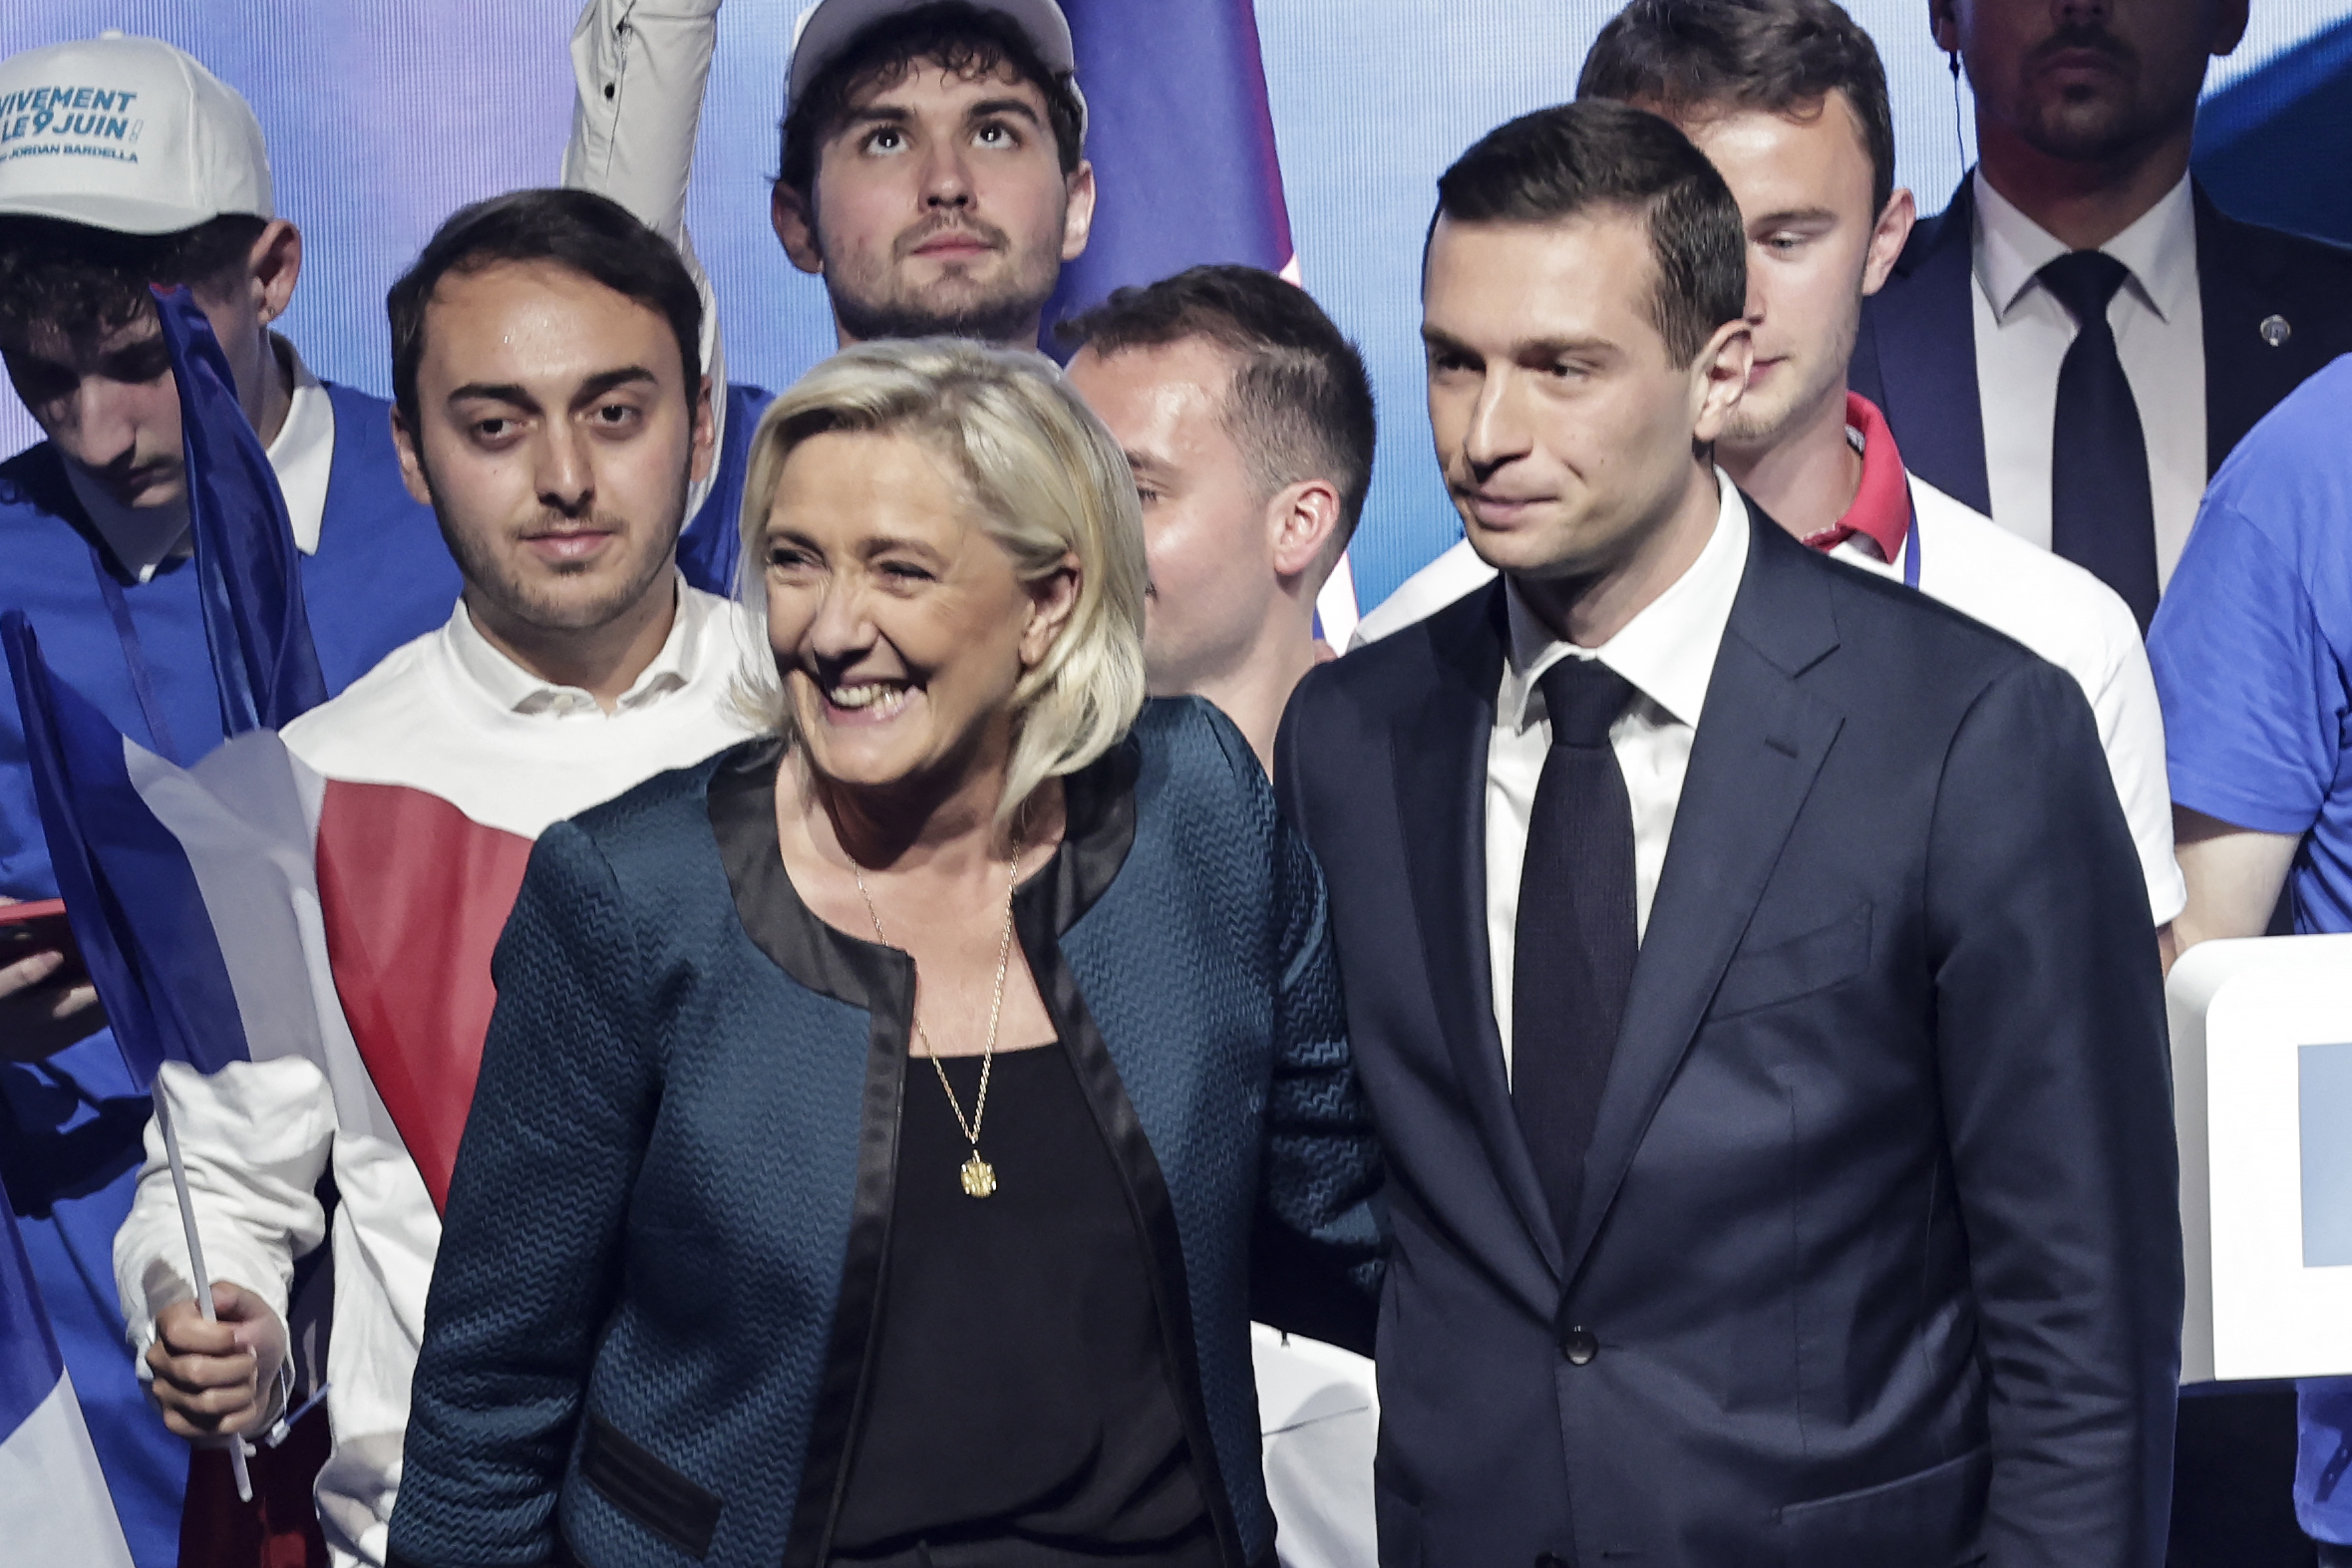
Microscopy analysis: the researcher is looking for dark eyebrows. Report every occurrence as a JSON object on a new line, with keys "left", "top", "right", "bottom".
{"left": 571, "top": 366, "right": 660, "bottom": 408}
{"left": 443, "top": 366, "right": 659, "bottom": 413}
{"left": 965, "top": 96, "right": 1043, "bottom": 129}
{"left": 1752, "top": 206, "right": 1840, "bottom": 230}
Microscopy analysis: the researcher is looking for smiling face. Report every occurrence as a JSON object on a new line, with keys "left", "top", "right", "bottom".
{"left": 394, "top": 258, "right": 709, "bottom": 641}
{"left": 762, "top": 428, "right": 1078, "bottom": 795}
{"left": 1672, "top": 96, "right": 1910, "bottom": 455}
{"left": 1064, "top": 337, "right": 1288, "bottom": 695}
{"left": 1939, "top": 0, "right": 2246, "bottom": 164}
{"left": 1421, "top": 209, "right": 1745, "bottom": 587}
{"left": 776, "top": 61, "right": 1095, "bottom": 348}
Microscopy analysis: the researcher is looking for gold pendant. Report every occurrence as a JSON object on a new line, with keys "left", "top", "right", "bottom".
{"left": 960, "top": 1154, "right": 998, "bottom": 1198}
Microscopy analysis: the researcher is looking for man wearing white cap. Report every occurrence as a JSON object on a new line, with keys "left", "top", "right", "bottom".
{"left": 561, "top": 0, "right": 1094, "bottom": 593}
{"left": 0, "top": 33, "right": 458, "bottom": 1566}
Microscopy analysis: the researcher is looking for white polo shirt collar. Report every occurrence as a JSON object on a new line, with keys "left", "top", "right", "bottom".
{"left": 445, "top": 570, "right": 710, "bottom": 717}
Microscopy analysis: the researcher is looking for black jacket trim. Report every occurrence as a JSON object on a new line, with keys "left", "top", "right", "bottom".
{"left": 708, "top": 743, "right": 915, "bottom": 1568}
{"left": 578, "top": 1413, "right": 723, "bottom": 1559}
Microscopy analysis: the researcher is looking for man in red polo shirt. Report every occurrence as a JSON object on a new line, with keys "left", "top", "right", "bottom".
{"left": 1357, "top": 0, "right": 2179, "bottom": 936}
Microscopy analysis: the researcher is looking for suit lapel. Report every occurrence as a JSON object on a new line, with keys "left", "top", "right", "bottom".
{"left": 1560, "top": 519, "right": 1845, "bottom": 1284}
{"left": 1864, "top": 178, "right": 1991, "bottom": 515}
{"left": 2193, "top": 181, "right": 2310, "bottom": 475}
{"left": 1391, "top": 585, "right": 1566, "bottom": 1278}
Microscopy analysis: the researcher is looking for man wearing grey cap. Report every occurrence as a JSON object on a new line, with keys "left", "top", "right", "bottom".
{"left": 562, "top": 0, "right": 1095, "bottom": 592}
{"left": 0, "top": 32, "right": 459, "bottom": 1566}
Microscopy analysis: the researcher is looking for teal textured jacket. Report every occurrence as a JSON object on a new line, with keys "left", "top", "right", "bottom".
{"left": 387, "top": 699, "right": 1384, "bottom": 1568}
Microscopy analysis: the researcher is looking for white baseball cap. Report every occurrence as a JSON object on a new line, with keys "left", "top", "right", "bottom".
{"left": 0, "top": 32, "right": 272, "bottom": 235}
{"left": 787, "top": 0, "right": 1085, "bottom": 137}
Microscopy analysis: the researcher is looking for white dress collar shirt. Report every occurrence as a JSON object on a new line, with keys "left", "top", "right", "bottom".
{"left": 1969, "top": 167, "right": 2205, "bottom": 588}
{"left": 444, "top": 574, "right": 706, "bottom": 719}
{"left": 65, "top": 331, "right": 337, "bottom": 583}
{"left": 1486, "top": 470, "right": 1750, "bottom": 1078}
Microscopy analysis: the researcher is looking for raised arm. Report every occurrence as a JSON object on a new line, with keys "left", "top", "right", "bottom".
{"left": 1926, "top": 659, "right": 2180, "bottom": 1568}
{"left": 563, "top": 0, "right": 731, "bottom": 517}
{"left": 386, "top": 821, "right": 660, "bottom": 1568}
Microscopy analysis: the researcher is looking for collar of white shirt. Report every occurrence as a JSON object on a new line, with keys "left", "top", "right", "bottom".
{"left": 1498, "top": 467, "right": 1749, "bottom": 734}
{"left": 446, "top": 570, "right": 709, "bottom": 716}
{"left": 1972, "top": 166, "right": 2197, "bottom": 326}
{"left": 63, "top": 331, "right": 336, "bottom": 584}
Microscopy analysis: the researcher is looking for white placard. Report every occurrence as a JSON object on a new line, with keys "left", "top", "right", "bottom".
{"left": 2170, "top": 933, "right": 2352, "bottom": 1383}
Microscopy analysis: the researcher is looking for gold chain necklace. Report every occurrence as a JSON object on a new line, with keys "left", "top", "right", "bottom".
{"left": 851, "top": 828, "right": 1022, "bottom": 1198}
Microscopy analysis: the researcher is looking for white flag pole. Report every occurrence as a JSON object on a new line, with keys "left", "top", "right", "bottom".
{"left": 150, "top": 1082, "right": 253, "bottom": 1503}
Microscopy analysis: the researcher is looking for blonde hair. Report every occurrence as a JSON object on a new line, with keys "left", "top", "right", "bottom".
{"left": 734, "top": 338, "right": 1149, "bottom": 825}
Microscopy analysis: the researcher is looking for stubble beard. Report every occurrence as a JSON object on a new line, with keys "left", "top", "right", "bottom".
{"left": 428, "top": 471, "right": 688, "bottom": 638}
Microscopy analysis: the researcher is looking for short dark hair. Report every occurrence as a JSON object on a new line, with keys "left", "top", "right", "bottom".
{"left": 1058, "top": 264, "right": 1378, "bottom": 554}
{"left": 0, "top": 213, "right": 267, "bottom": 340}
{"left": 386, "top": 188, "right": 703, "bottom": 431}
{"left": 1435, "top": 100, "right": 1746, "bottom": 368}
{"left": 777, "top": 2, "right": 1086, "bottom": 205}
{"left": 1577, "top": 0, "right": 1896, "bottom": 219}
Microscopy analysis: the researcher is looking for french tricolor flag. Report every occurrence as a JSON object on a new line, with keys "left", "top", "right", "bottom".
{"left": 0, "top": 613, "right": 523, "bottom": 1214}
{"left": 0, "top": 1169, "right": 136, "bottom": 1568}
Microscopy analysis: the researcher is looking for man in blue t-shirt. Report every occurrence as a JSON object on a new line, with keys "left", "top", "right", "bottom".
{"left": 2149, "top": 350, "right": 2352, "bottom": 1564}
{"left": 0, "top": 33, "right": 459, "bottom": 1566}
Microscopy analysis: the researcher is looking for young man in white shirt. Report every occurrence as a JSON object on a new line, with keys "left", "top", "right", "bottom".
{"left": 112, "top": 188, "right": 759, "bottom": 1568}
{"left": 560, "top": 0, "right": 1095, "bottom": 594}
{"left": 1853, "top": 0, "right": 2352, "bottom": 629}
{"left": 1061, "top": 264, "right": 1374, "bottom": 775}
{"left": 1357, "top": 0, "right": 2182, "bottom": 942}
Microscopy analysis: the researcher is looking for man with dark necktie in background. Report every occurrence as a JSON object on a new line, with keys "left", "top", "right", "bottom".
{"left": 1851, "top": 0, "right": 2352, "bottom": 634}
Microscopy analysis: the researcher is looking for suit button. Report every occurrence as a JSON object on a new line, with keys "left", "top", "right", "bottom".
{"left": 1558, "top": 1326, "right": 1598, "bottom": 1365}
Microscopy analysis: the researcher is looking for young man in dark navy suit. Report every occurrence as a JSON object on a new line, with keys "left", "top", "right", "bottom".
{"left": 1278, "top": 99, "right": 2181, "bottom": 1567}
{"left": 1852, "top": 0, "right": 2352, "bottom": 629}
{"left": 1855, "top": 1, "right": 2352, "bottom": 1556}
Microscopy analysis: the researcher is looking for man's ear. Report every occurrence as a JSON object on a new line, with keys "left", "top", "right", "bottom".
{"left": 1689, "top": 318, "right": 1753, "bottom": 448}
{"left": 1022, "top": 550, "right": 1084, "bottom": 668}
{"left": 771, "top": 183, "right": 826, "bottom": 277}
{"left": 1928, "top": 0, "right": 1960, "bottom": 55}
{"left": 389, "top": 404, "right": 434, "bottom": 508}
{"left": 248, "top": 219, "right": 302, "bottom": 327}
{"left": 1861, "top": 186, "right": 1917, "bottom": 297}
{"left": 690, "top": 374, "right": 717, "bottom": 486}
{"left": 1060, "top": 160, "right": 1097, "bottom": 263}
{"left": 1268, "top": 478, "right": 1343, "bottom": 587}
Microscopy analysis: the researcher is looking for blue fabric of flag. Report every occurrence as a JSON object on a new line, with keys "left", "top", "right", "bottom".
{"left": 150, "top": 286, "right": 329, "bottom": 736}
{"left": 1043, "top": 0, "right": 1294, "bottom": 337}
{"left": 0, "top": 613, "right": 248, "bottom": 1087}
{"left": 0, "top": 1168, "right": 63, "bottom": 1439}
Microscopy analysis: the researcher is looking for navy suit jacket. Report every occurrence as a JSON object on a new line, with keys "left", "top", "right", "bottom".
{"left": 1852, "top": 175, "right": 2352, "bottom": 516}
{"left": 1276, "top": 512, "right": 2183, "bottom": 1567}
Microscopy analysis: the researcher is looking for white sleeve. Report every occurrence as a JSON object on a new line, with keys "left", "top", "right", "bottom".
{"left": 113, "top": 1058, "right": 336, "bottom": 1368}
{"left": 563, "top": 0, "right": 730, "bottom": 516}
{"left": 2085, "top": 605, "right": 2187, "bottom": 927}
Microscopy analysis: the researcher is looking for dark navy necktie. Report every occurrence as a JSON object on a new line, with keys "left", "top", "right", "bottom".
{"left": 1512, "top": 656, "right": 1639, "bottom": 1246}
{"left": 2041, "top": 250, "right": 2161, "bottom": 631}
